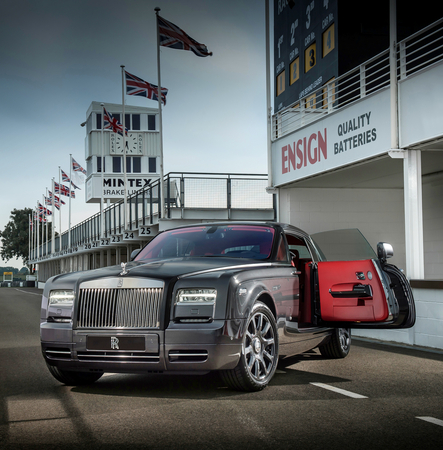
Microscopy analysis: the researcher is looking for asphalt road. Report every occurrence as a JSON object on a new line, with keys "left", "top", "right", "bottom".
{"left": 1, "top": 287, "right": 442, "bottom": 450}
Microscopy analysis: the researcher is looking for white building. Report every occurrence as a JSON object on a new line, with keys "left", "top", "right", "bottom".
{"left": 268, "top": 8, "right": 443, "bottom": 350}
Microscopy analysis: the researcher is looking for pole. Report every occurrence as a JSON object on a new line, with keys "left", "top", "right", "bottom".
{"left": 155, "top": 7, "right": 165, "bottom": 219}
{"left": 36, "top": 201, "right": 39, "bottom": 261}
{"left": 390, "top": 0, "right": 398, "bottom": 150}
{"left": 101, "top": 103, "right": 105, "bottom": 238}
{"left": 43, "top": 194, "right": 47, "bottom": 257}
{"left": 121, "top": 65, "right": 128, "bottom": 230}
{"left": 28, "top": 213, "right": 31, "bottom": 266}
{"left": 51, "top": 178, "right": 55, "bottom": 253}
{"left": 265, "top": 0, "right": 273, "bottom": 189}
{"left": 68, "top": 155, "right": 72, "bottom": 248}
{"left": 58, "top": 168, "right": 62, "bottom": 249}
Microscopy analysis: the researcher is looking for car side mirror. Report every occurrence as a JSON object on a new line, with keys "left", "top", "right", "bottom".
{"left": 377, "top": 242, "right": 394, "bottom": 264}
{"left": 130, "top": 248, "right": 141, "bottom": 261}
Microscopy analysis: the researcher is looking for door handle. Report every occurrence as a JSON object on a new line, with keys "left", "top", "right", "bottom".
{"left": 329, "top": 284, "right": 373, "bottom": 298}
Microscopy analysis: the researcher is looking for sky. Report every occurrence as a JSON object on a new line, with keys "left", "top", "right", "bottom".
{"left": 0, "top": 0, "right": 270, "bottom": 268}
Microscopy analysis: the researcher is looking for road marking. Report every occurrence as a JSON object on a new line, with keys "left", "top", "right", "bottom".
{"left": 416, "top": 416, "right": 443, "bottom": 427}
{"left": 310, "top": 382, "right": 368, "bottom": 398}
{"left": 15, "top": 289, "right": 41, "bottom": 296}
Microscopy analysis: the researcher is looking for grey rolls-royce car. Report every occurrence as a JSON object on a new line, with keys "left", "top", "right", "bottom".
{"left": 40, "top": 222, "right": 415, "bottom": 391}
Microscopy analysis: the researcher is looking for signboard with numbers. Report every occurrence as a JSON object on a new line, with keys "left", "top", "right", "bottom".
{"left": 274, "top": 0, "right": 338, "bottom": 112}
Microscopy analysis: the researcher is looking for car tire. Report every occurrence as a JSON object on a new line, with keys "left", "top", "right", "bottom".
{"left": 46, "top": 363, "right": 103, "bottom": 385}
{"left": 319, "top": 328, "right": 351, "bottom": 359}
{"left": 220, "top": 301, "right": 278, "bottom": 392}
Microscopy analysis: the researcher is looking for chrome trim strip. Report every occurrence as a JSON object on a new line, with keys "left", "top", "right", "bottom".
{"left": 178, "top": 262, "right": 278, "bottom": 279}
{"left": 79, "top": 277, "right": 164, "bottom": 290}
{"left": 371, "top": 259, "right": 394, "bottom": 321}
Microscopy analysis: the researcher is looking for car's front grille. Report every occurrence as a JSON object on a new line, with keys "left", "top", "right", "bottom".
{"left": 77, "top": 287, "right": 163, "bottom": 329}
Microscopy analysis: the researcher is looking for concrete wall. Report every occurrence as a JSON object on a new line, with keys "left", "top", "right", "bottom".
{"left": 355, "top": 286, "right": 443, "bottom": 351}
{"left": 423, "top": 181, "right": 443, "bottom": 279}
{"left": 279, "top": 185, "right": 443, "bottom": 350}
{"left": 278, "top": 187, "right": 406, "bottom": 270}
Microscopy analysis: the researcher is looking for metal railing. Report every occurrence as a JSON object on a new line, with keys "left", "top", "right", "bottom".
{"left": 273, "top": 18, "right": 443, "bottom": 140}
{"left": 32, "top": 172, "right": 274, "bottom": 259}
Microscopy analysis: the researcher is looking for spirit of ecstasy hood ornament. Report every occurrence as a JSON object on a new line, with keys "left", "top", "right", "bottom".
{"left": 120, "top": 262, "right": 128, "bottom": 276}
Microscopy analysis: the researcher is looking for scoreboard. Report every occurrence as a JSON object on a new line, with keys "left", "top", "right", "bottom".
{"left": 274, "top": 0, "right": 338, "bottom": 112}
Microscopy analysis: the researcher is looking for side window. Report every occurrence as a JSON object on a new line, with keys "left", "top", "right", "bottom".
{"left": 276, "top": 234, "right": 289, "bottom": 261}
{"left": 285, "top": 234, "right": 312, "bottom": 259}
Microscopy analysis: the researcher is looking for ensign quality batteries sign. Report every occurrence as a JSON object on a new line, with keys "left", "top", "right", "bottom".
{"left": 271, "top": 89, "right": 391, "bottom": 186}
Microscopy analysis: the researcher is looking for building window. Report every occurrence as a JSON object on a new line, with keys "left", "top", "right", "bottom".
{"left": 132, "top": 114, "right": 141, "bottom": 130}
{"left": 112, "top": 156, "right": 142, "bottom": 173}
{"left": 96, "top": 112, "right": 143, "bottom": 130}
{"left": 149, "top": 157, "right": 156, "bottom": 173}
{"left": 113, "top": 156, "right": 121, "bottom": 173}
{"left": 97, "top": 156, "right": 105, "bottom": 173}
{"left": 132, "top": 157, "right": 141, "bottom": 173}
{"left": 148, "top": 115, "right": 156, "bottom": 130}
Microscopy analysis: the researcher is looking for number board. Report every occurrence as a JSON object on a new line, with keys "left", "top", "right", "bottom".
{"left": 274, "top": 0, "right": 338, "bottom": 112}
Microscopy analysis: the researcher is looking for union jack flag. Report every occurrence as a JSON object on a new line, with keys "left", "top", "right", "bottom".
{"left": 38, "top": 203, "right": 52, "bottom": 216}
{"left": 157, "top": 15, "right": 212, "bottom": 57}
{"left": 61, "top": 169, "right": 80, "bottom": 189}
{"left": 48, "top": 191, "right": 65, "bottom": 210}
{"left": 72, "top": 158, "right": 87, "bottom": 176}
{"left": 35, "top": 208, "right": 47, "bottom": 222}
{"left": 61, "top": 169, "right": 70, "bottom": 183}
{"left": 125, "top": 71, "right": 168, "bottom": 105}
{"left": 54, "top": 182, "right": 75, "bottom": 198}
{"left": 103, "top": 107, "right": 128, "bottom": 136}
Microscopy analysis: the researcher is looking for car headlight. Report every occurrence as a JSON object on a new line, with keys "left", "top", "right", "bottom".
{"left": 48, "top": 290, "right": 75, "bottom": 307}
{"left": 176, "top": 288, "right": 217, "bottom": 304}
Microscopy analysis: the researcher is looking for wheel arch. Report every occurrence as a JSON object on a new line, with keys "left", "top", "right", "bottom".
{"left": 255, "top": 292, "right": 277, "bottom": 320}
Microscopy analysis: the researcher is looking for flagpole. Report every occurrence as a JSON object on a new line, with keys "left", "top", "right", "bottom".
{"left": 43, "top": 194, "right": 47, "bottom": 257}
{"left": 121, "top": 65, "right": 128, "bottom": 231}
{"left": 32, "top": 210, "right": 35, "bottom": 261}
{"left": 58, "top": 168, "right": 62, "bottom": 249}
{"left": 51, "top": 179, "right": 55, "bottom": 254}
{"left": 155, "top": 7, "right": 165, "bottom": 219}
{"left": 68, "top": 155, "right": 72, "bottom": 248}
{"left": 36, "top": 201, "right": 40, "bottom": 262}
{"left": 101, "top": 104, "right": 105, "bottom": 238}
{"left": 28, "top": 213, "right": 31, "bottom": 266}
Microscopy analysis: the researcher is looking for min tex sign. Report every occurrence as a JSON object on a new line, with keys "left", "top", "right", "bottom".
{"left": 86, "top": 175, "right": 159, "bottom": 203}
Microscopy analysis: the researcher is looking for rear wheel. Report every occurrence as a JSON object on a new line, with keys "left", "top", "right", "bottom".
{"left": 319, "top": 328, "right": 351, "bottom": 359}
{"left": 220, "top": 302, "right": 278, "bottom": 392}
{"left": 46, "top": 364, "right": 103, "bottom": 385}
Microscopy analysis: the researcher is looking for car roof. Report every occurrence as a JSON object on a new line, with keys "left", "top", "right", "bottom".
{"left": 160, "top": 221, "right": 311, "bottom": 239}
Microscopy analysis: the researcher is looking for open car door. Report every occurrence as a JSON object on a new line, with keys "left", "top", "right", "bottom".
{"left": 310, "top": 230, "right": 415, "bottom": 329}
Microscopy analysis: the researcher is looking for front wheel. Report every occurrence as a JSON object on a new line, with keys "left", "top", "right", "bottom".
{"left": 220, "top": 302, "right": 278, "bottom": 392}
{"left": 46, "top": 364, "right": 103, "bottom": 385}
{"left": 318, "top": 328, "right": 351, "bottom": 359}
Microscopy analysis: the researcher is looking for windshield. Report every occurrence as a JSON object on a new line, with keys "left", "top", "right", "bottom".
{"left": 310, "top": 229, "right": 377, "bottom": 261}
{"left": 135, "top": 225, "right": 275, "bottom": 261}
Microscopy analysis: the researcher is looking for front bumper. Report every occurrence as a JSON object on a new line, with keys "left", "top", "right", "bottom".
{"left": 41, "top": 319, "right": 245, "bottom": 374}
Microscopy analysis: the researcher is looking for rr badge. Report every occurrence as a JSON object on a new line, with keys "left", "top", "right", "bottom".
{"left": 110, "top": 336, "right": 120, "bottom": 350}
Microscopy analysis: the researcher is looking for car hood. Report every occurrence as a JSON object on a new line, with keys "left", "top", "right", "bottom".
{"left": 47, "top": 257, "right": 274, "bottom": 288}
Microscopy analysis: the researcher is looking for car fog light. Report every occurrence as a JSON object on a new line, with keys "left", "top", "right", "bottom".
{"left": 176, "top": 288, "right": 216, "bottom": 303}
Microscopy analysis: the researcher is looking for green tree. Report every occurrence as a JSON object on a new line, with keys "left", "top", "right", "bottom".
{"left": 0, "top": 208, "right": 56, "bottom": 264}
{"left": 0, "top": 208, "right": 33, "bottom": 263}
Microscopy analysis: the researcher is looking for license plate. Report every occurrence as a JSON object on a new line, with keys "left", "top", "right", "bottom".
{"left": 87, "top": 336, "right": 145, "bottom": 351}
